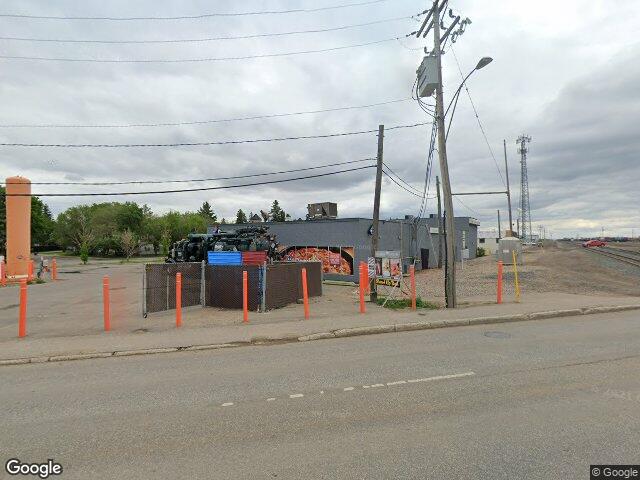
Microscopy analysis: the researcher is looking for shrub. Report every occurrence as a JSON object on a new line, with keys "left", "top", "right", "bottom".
{"left": 476, "top": 247, "right": 486, "bottom": 257}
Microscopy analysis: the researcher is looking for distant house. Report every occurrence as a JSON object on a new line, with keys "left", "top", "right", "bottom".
{"left": 478, "top": 230, "right": 500, "bottom": 255}
{"left": 249, "top": 214, "right": 262, "bottom": 224}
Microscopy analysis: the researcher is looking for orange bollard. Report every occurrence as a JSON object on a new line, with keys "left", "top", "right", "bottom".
{"left": 103, "top": 276, "right": 111, "bottom": 332}
{"left": 361, "top": 261, "right": 370, "bottom": 294}
{"left": 410, "top": 265, "right": 417, "bottom": 310}
{"left": 0, "top": 259, "right": 6, "bottom": 287}
{"left": 18, "top": 279, "right": 27, "bottom": 337}
{"left": 175, "top": 272, "right": 182, "bottom": 328}
{"left": 27, "top": 260, "right": 34, "bottom": 282}
{"left": 301, "top": 267, "right": 310, "bottom": 319}
{"left": 242, "top": 270, "right": 249, "bottom": 323}
{"left": 51, "top": 258, "right": 57, "bottom": 281}
{"left": 359, "top": 263, "right": 366, "bottom": 314}
{"left": 496, "top": 261, "right": 503, "bottom": 304}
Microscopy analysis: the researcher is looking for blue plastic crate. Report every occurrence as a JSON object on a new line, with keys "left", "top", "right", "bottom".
{"left": 207, "top": 251, "right": 242, "bottom": 265}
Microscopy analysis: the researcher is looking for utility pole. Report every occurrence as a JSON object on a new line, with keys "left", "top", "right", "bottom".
{"left": 517, "top": 135, "right": 532, "bottom": 244}
{"left": 503, "top": 139, "right": 513, "bottom": 235}
{"left": 433, "top": 0, "right": 457, "bottom": 308}
{"left": 436, "top": 176, "right": 443, "bottom": 269}
{"left": 497, "top": 210, "right": 502, "bottom": 239}
{"left": 370, "top": 124, "right": 384, "bottom": 303}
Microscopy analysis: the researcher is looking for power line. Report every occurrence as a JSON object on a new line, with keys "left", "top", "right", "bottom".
{"left": 2, "top": 158, "right": 374, "bottom": 186}
{"left": 382, "top": 162, "right": 423, "bottom": 194}
{"left": 0, "top": 36, "right": 407, "bottom": 64}
{"left": 4, "top": 165, "right": 375, "bottom": 197}
{"left": 0, "top": 98, "right": 412, "bottom": 129}
{"left": 382, "top": 169, "right": 423, "bottom": 198}
{"left": 0, "top": 121, "right": 429, "bottom": 148}
{"left": 450, "top": 47, "right": 506, "bottom": 188}
{"left": 0, "top": 0, "right": 393, "bottom": 21}
{"left": 0, "top": 15, "right": 421, "bottom": 44}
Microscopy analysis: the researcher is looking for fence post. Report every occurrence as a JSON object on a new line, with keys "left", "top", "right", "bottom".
{"left": 18, "top": 279, "right": 27, "bottom": 337}
{"left": 200, "top": 260, "right": 206, "bottom": 307}
{"left": 301, "top": 267, "right": 310, "bottom": 319}
{"left": 51, "top": 258, "right": 57, "bottom": 281}
{"left": 261, "top": 262, "right": 267, "bottom": 312}
{"left": 103, "top": 275, "right": 111, "bottom": 332}
{"left": 176, "top": 272, "right": 182, "bottom": 327}
{"left": 0, "top": 259, "right": 6, "bottom": 287}
{"left": 512, "top": 251, "right": 520, "bottom": 303}
{"left": 496, "top": 261, "right": 503, "bottom": 304}
{"left": 410, "top": 265, "right": 416, "bottom": 310}
{"left": 242, "top": 270, "right": 249, "bottom": 323}
{"left": 359, "top": 263, "right": 366, "bottom": 314}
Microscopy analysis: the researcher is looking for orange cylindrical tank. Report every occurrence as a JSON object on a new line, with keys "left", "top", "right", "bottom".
{"left": 5, "top": 176, "right": 31, "bottom": 279}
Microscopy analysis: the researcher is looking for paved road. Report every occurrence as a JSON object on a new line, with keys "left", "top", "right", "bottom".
{"left": 2, "top": 311, "right": 640, "bottom": 479}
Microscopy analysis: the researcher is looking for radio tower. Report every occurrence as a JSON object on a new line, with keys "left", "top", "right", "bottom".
{"left": 517, "top": 135, "right": 532, "bottom": 243}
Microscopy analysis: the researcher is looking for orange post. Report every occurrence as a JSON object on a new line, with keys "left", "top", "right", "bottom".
{"left": 242, "top": 270, "right": 249, "bottom": 323}
{"left": 18, "top": 279, "right": 27, "bottom": 337}
{"left": 359, "top": 263, "right": 366, "bottom": 314}
{"left": 301, "top": 267, "right": 310, "bottom": 319}
{"left": 0, "top": 259, "right": 6, "bottom": 287}
{"left": 175, "top": 272, "right": 182, "bottom": 328}
{"left": 496, "top": 261, "right": 503, "bottom": 304}
{"left": 410, "top": 265, "right": 417, "bottom": 310}
{"left": 51, "top": 258, "right": 57, "bottom": 281}
{"left": 103, "top": 275, "right": 111, "bottom": 332}
{"left": 28, "top": 260, "right": 34, "bottom": 282}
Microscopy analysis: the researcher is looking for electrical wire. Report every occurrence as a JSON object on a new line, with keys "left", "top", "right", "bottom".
{"left": 0, "top": 36, "right": 411, "bottom": 64}
{"left": 382, "top": 162, "right": 423, "bottom": 195}
{"left": 0, "top": 121, "right": 429, "bottom": 148}
{"left": 1, "top": 158, "right": 374, "bottom": 186}
{"left": 4, "top": 165, "right": 375, "bottom": 197}
{"left": 450, "top": 46, "right": 506, "bottom": 188}
{"left": 0, "top": 98, "right": 412, "bottom": 129}
{"left": 0, "top": 15, "right": 421, "bottom": 44}
{"left": 382, "top": 168, "right": 423, "bottom": 198}
{"left": 0, "top": 0, "right": 393, "bottom": 21}
{"left": 454, "top": 196, "right": 482, "bottom": 217}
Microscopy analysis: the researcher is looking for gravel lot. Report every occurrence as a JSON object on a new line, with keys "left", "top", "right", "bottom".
{"left": 415, "top": 241, "right": 640, "bottom": 305}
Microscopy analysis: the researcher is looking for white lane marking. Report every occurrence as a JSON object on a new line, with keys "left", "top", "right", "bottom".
{"left": 362, "top": 385, "right": 370, "bottom": 389}
{"left": 371, "top": 384, "right": 385, "bottom": 388}
{"left": 386, "top": 380, "right": 407, "bottom": 386}
{"left": 289, "top": 393, "right": 304, "bottom": 398}
{"left": 266, "top": 398, "right": 276, "bottom": 402}
{"left": 320, "top": 391, "right": 324, "bottom": 394}
{"left": 407, "top": 372, "right": 475, "bottom": 383}
{"left": 343, "top": 387, "right": 355, "bottom": 391}
{"left": 221, "top": 402, "right": 234, "bottom": 407}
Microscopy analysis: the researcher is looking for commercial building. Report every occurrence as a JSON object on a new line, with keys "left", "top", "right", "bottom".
{"left": 212, "top": 215, "right": 479, "bottom": 282}
{"left": 478, "top": 229, "right": 501, "bottom": 255}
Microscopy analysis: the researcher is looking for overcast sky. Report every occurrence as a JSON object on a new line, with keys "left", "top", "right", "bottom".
{"left": 0, "top": 0, "right": 638, "bottom": 238}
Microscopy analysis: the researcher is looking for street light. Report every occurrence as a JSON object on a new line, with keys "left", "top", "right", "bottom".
{"left": 445, "top": 56, "right": 493, "bottom": 138}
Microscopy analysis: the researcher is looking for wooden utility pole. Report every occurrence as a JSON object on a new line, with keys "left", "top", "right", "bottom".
{"left": 370, "top": 124, "right": 384, "bottom": 302}
{"left": 433, "top": 0, "right": 457, "bottom": 308}
{"left": 436, "top": 176, "right": 443, "bottom": 269}
{"left": 503, "top": 139, "right": 513, "bottom": 235}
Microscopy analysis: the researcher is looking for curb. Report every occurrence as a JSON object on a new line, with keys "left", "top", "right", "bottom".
{"left": 2, "top": 304, "right": 639, "bottom": 367}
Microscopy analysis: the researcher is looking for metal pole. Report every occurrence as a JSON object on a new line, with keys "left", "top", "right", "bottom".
{"left": 497, "top": 210, "right": 502, "bottom": 239}
{"left": 433, "top": 0, "right": 457, "bottom": 308}
{"left": 370, "top": 124, "right": 384, "bottom": 303}
{"left": 503, "top": 139, "right": 513, "bottom": 235}
{"left": 436, "top": 175, "right": 443, "bottom": 269}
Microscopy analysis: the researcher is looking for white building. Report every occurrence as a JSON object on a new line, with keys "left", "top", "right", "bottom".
{"left": 478, "top": 229, "right": 500, "bottom": 255}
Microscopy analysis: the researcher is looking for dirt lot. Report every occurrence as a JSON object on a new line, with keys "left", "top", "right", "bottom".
{"left": 415, "top": 241, "right": 640, "bottom": 305}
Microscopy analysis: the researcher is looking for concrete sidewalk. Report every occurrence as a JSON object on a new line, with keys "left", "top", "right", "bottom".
{"left": 1, "top": 292, "right": 639, "bottom": 365}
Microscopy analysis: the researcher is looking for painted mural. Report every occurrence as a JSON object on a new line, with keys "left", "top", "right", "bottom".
{"left": 279, "top": 246, "right": 354, "bottom": 275}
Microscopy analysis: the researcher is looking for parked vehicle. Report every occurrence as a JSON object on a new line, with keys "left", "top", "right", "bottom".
{"left": 582, "top": 239, "right": 606, "bottom": 248}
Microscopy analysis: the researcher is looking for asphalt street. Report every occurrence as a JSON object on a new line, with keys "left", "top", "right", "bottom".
{"left": 2, "top": 310, "right": 640, "bottom": 479}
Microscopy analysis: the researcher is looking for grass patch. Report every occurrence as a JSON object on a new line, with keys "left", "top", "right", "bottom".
{"left": 377, "top": 297, "right": 439, "bottom": 310}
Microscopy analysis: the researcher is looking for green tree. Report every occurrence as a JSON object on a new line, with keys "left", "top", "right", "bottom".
{"left": 269, "top": 200, "right": 286, "bottom": 222}
{"left": 235, "top": 209, "right": 247, "bottom": 224}
{"left": 54, "top": 205, "right": 94, "bottom": 253}
{"left": 197, "top": 201, "right": 217, "bottom": 222}
{"left": 31, "top": 196, "right": 55, "bottom": 247}
{"left": 119, "top": 228, "right": 139, "bottom": 260}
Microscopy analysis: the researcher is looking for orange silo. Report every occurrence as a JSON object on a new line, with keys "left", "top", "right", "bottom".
{"left": 5, "top": 176, "right": 31, "bottom": 279}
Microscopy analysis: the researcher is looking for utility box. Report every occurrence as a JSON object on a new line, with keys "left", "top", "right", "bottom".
{"left": 307, "top": 202, "right": 337, "bottom": 220}
{"left": 497, "top": 237, "right": 522, "bottom": 265}
{"left": 416, "top": 54, "right": 438, "bottom": 98}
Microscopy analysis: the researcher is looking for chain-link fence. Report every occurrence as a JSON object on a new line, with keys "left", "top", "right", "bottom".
{"left": 143, "top": 261, "right": 322, "bottom": 315}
